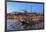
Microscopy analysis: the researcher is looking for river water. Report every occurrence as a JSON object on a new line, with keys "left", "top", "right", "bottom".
{"left": 7, "top": 19, "right": 44, "bottom": 30}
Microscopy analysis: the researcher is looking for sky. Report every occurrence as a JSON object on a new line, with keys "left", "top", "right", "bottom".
{"left": 7, "top": 2, "right": 43, "bottom": 13}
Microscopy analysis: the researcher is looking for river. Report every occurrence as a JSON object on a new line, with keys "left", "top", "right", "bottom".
{"left": 7, "top": 19, "right": 44, "bottom": 30}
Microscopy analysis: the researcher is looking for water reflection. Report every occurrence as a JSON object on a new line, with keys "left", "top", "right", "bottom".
{"left": 7, "top": 19, "right": 44, "bottom": 30}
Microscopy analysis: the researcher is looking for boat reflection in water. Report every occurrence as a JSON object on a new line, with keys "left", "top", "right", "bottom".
{"left": 7, "top": 18, "right": 44, "bottom": 30}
